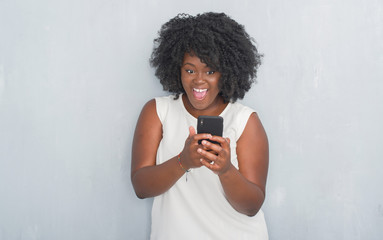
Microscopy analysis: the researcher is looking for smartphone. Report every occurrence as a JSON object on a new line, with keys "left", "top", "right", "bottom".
{"left": 197, "top": 115, "right": 223, "bottom": 145}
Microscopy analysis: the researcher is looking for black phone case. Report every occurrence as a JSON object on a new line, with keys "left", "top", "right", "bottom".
{"left": 197, "top": 116, "right": 223, "bottom": 144}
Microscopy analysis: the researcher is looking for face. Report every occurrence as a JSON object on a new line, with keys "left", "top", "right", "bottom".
{"left": 181, "top": 52, "right": 224, "bottom": 116}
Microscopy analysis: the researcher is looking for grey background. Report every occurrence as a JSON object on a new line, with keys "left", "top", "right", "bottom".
{"left": 1, "top": 0, "right": 383, "bottom": 239}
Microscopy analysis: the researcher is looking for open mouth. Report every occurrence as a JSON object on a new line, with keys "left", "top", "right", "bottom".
{"left": 193, "top": 88, "right": 208, "bottom": 100}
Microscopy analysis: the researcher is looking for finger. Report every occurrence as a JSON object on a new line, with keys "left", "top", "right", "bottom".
{"left": 192, "top": 133, "right": 213, "bottom": 141}
{"left": 200, "top": 140, "right": 222, "bottom": 153}
{"left": 188, "top": 126, "right": 196, "bottom": 137}
{"left": 208, "top": 136, "right": 230, "bottom": 148}
{"left": 200, "top": 158, "right": 219, "bottom": 171}
{"left": 197, "top": 147, "right": 218, "bottom": 161}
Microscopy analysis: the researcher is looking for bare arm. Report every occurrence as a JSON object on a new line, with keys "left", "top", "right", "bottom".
{"left": 131, "top": 99, "right": 184, "bottom": 198}
{"left": 131, "top": 99, "right": 212, "bottom": 198}
{"left": 199, "top": 113, "right": 269, "bottom": 216}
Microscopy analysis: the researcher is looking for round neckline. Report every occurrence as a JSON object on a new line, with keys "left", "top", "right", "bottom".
{"left": 179, "top": 93, "right": 232, "bottom": 120}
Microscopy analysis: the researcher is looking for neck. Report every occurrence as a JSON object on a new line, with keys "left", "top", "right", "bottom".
{"left": 182, "top": 94, "right": 228, "bottom": 118}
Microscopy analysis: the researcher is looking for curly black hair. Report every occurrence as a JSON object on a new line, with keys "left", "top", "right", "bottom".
{"left": 150, "top": 12, "right": 262, "bottom": 103}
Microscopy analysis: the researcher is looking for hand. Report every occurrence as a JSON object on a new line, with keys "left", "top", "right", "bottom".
{"left": 198, "top": 136, "right": 232, "bottom": 175}
{"left": 180, "top": 126, "right": 213, "bottom": 170}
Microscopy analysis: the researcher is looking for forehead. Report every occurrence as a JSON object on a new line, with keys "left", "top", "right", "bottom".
{"left": 182, "top": 52, "right": 208, "bottom": 67}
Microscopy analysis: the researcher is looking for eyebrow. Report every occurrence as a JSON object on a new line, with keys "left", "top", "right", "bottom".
{"left": 183, "top": 63, "right": 195, "bottom": 67}
{"left": 183, "top": 63, "right": 211, "bottom": 69}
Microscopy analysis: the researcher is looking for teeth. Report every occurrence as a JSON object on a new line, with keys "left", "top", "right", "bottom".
{"left": 193, "top": 88, "right": 207, "bottom": 92}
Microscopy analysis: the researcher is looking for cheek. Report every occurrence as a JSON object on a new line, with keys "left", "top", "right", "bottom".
{"left": 180, "top": 76, "right": 189, "bottom": 90}
{"left": 180, "top": 72, "right": 186, "bottom": 85}
{"left": 211, "top": 77, "right": 221, "bottom": 92}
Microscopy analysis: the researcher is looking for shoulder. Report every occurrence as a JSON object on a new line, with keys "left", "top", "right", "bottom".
{"left": 140, "top": 95, "right": 174, "bottom": 115}
{"left": 225, "top": 101, "right": 256, "bottom": 141}
{"left": 230, "top": 101, "right": 255, "bottom": 116}
{"left": 154, "top": 94, "right": 180, "bottom": 122}
{"left": 137, "top": 98, "right": 158, "bottom": 125}
{"left": 134, "top": 98, "right": 163, "bottom": 143}
{"left": 138, "top": 95, "right": 179, "bottom": 124}
{"left": 238, "top": 112, "right": 268, "bottom": 150}
{"left": 154, "top": 95, "right": 174, "bottom": 105}
{"left": 233, "top": 101, "right": 266, "bottom": 143}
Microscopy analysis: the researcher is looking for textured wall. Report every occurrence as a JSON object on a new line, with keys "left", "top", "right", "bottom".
{"left": 1, "top": 0, "right": 382, "bottom": 239}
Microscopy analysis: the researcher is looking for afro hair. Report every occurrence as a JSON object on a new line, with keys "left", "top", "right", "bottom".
{"left": 150, "top": 12, "right": 262, "bottom": 103}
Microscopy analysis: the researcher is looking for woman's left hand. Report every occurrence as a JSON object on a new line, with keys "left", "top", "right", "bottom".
{"left": 197, "top": 136, "right": 232, "bottom": 175}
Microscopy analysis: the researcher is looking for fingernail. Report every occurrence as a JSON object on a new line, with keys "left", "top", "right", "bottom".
{"left": 197, "top": 148, "right": 202, "bottom": 153}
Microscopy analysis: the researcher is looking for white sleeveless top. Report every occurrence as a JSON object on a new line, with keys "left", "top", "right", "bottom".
{"left": 151, "top": 94, "right": 268, "bottom": 240}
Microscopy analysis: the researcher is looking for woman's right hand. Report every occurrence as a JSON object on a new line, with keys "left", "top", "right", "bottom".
{"left": 179, "top": 126, "right": 212, "bottom": 170}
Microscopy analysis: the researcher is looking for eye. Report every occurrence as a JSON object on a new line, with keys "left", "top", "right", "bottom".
{"left": 185, "top": 69, "right": 195, "bottom": 74}
{"left": 206, "top": 71, "right": 215, "bottom": 75}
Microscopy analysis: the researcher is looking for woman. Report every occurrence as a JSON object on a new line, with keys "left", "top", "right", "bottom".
{"left": 131, "top": 12, "right": 269, "bottom": 239}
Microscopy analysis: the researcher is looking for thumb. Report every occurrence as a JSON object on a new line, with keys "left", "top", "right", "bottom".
{"left": 189, "top": 126, "right": 196, "bottom": 137}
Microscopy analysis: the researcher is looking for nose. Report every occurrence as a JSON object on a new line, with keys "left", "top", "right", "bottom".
{"left": 193, "top": 72, "right": 205, "bottom": 84}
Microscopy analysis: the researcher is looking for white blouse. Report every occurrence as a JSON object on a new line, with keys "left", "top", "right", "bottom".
{"left": 150, "top": 94, "right": 268, "bottom": 240}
